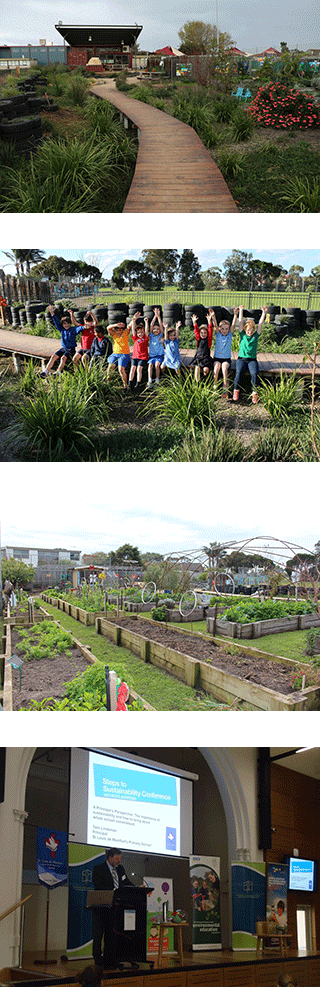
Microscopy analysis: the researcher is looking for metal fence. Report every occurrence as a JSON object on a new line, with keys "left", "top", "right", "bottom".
{"left": 57, "top": 289, "right": 320, "bottom": 310}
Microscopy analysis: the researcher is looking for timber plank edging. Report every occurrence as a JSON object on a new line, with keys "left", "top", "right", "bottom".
{"left": 90, "top": 84, "right": 238, "bottom": 214}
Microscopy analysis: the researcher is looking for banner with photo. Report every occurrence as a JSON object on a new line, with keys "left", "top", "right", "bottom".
{"left": 36, "top": 827, "right": 68, "bottom": 888}
{"left": 144, "top": 877, "right": 174, "bottom": 954}
{"left": 189, "top": 855, "right": 221, "bottom": 950}
{"left": 232, "top": 862, "right": 266, "bottom": 949}
{"left": 266, "top": 863, "right": 288, "bottom": 931}
{"left": 67, "top": 842, "right": 105, "bottom": 960}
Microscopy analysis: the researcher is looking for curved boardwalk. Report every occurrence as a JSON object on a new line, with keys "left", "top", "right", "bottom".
{"left": 1, "top": 328, "right": 319, "bottom": 377}
{"left": 91, "top": 82, "right": 238, "bottom": 213}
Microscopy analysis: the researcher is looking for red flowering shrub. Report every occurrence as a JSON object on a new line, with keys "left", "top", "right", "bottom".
{"left": 249, "top": 82, "right": 320, "bottom": 129}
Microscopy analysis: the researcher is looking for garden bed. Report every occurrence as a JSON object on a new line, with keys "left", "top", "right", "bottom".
{"left": 95, "top": 615, "right": 320, "bottom": 710}
{"left": 8, "top": 624, "right": 93, "bottom": 710}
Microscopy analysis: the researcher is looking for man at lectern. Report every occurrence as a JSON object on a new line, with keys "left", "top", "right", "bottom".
{"left": 92, "top": 848, "right": 133, "bottom": 967}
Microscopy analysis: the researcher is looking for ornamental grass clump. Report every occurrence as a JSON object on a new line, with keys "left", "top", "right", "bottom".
{"left": 249, "top": 82, "right": 320, "bottom": 130}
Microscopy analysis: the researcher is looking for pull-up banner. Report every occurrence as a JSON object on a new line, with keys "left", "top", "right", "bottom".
{"left": 190, "top": 855, "right": 221, "bottom": 950}
{"left": 232, "top": 861, "right": 266, "bottom": 949}
{"left": 36, "top": 827, "right": 68, "bottom": 888}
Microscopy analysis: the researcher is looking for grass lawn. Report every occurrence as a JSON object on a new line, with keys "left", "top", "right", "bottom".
{"left": 235, "top": 629, "right": 311, "bottom": 662}
{"left": 41, "top": 603, "right": 225, "bottom": 710}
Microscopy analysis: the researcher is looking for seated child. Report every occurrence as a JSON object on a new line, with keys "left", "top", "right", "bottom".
{"left": 72, "top": 311, "right": 97, "bottom": 369}
{"left": 147, "top": 307, "right": 164, "bottom": 388}
{"left": 189, "top": 312, "right": 213, "bottom": 382}
{"left": 128, "top": 311, "right": 149, "bottom": 390}
{"left": 211, "top": 307, "right": 238, "bottom": 396}
{"left": 161, "top": 321, "right": 181, "bottom": 376}
{"left": 40, "top": 305, "right": 81, "bottom": 377}
{"left": 89, "top": 326, "right": 112, "bottom": 368}
{"left": 107, "top": 319, "right": 131, "bottom": 391}
{"left": 233, "top": 305, "right": 268, "bottom": 403}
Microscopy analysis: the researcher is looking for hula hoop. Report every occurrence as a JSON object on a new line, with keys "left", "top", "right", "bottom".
{"left": 214, "top": 572, "right": 235, "bottom": 596}
{"left": 142, "top": 581, "right": 156, "bottom": 604}
{"left": 179, "top": 590, "right": 197, "bottom": 617}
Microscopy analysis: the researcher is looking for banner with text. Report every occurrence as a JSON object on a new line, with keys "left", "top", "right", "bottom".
{"left": 67, "top": 843, "right": 105, "bottom": 960}
{"left": 232, "top": 861, "right": 266, "bottom": 949}
{"left": 144, "top": 877, "right": 174, "bottom": 954}
{"left": 36, "top": 827, "right": 68, "bottom": 888}
{"left": 266, "top": 863, "right": 288, "bottom": 932}
{"left": 190, "top": 855, "right": 221, "bottom": 950}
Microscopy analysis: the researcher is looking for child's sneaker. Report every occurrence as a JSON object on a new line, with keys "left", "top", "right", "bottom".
{"left": 252, "top": 391, "right": 258, "bottom": 404}
{"left": 146, "top": 381, "right": 153, "bottom": 389}
{"left": 222, "top": 388, "right": 228, "bottom": 398}
{"left": 233, "top": 389, "right": 239, "bottom": 402}
{"left": 154, "top": 379, "right": 160, "bottom": 386}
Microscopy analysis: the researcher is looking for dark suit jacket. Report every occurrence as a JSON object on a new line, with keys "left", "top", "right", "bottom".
{"left": 92, "top": 861, "right": 133, "bottom": 891}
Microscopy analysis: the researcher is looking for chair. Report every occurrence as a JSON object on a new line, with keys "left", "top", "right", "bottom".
{"left": 244, "top": 88, "right": 252, "bottom": 101}
{"left": 231, "top": 86, "right": 244, "bottom": 99}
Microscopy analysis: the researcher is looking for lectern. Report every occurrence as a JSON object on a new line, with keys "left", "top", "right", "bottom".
{"left": 87, "top": 886, "right": 152, "bottom": 967}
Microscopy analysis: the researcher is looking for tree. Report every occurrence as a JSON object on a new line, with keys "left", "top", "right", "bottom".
{"left": 201, "top": 267, "right": 223, "bottom": 290}
{"left": 3, "top": 249, "right": 46, "bottom": 277}
{"left": 112, "top": 259, "right": 154, "bottom": 290}
{"left": 140, "top": 250, "right": 180, "bottom": 288}
{"left": 81, "top": 552, "right": 110, "bottom": 566}
{"left": 248, "top": 260, "right": 287, "bottom": 291}
{"left": 2, "top": 559, "right": 35, "bottom": 586}
{"left": 177, "top": 250, "right": 204, "bottom": 289}
{"left": 223, "top": 250, "right": 254, "bottom": 291}
{"left": 287, "top": 264, "right": 304, "bottom": 291}
{"left": 203, "top": 542, "right": 227, "bottom": 571}
{"left": 178, "top": 20, "right": 232, "bottom": 57}
{"left": 110, "top": 544, "right": 142, "bottom": 565}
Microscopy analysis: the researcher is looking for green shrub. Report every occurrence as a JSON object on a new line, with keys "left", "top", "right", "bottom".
{"left": 2, "top": 374, "right": 101, "bottom": 460}
{"left": 151, "top": 605, "right": 167, "bottom": 621}
{"left": 250, "top": 426, "right": 299, "bottom": 461}
{"left": 172, "top": 425, "right": 247, "bottom": 462}
{"left": 280, "top": 176, "right": 320, "bottom": 212}
{"left": 145, "top": 374, "right": 219, "bottom": 430}
{"left": 232, "top": 107, "right": 254, "bottom": 141}
{"left": 257, "top": 372, "right": 305, "bottom": 420}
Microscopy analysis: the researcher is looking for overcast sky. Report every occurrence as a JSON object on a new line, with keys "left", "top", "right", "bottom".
{"left": 1, "top": 248, "right": 320, "bottom": 281}
{"left": 1, "top": 0, "right": 318, "bottom": 53}
{"left": 0, "top": 463, "right": 318, "bottom": 560}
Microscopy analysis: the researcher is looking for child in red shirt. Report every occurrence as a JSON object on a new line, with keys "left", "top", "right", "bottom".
{"left": 71, "top": 311, "right": 98, "bottom": 370}
{"left": 128, "top": 313, "right": 149, "bottom": 390}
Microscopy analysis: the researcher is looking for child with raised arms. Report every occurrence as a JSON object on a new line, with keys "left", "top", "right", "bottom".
{"left": 147, "top": 307, "right": 165, "bottom": 388}
{"left": 107, "top": 318, "right": 131, "bottom": 392}
{"left": 211, "top": 307, "right": 238, "bottom": 397}
{"left": 71, "top": 311, "right": 98, "bottom": 370}
{"left": 40, "top": 305, "right": 81, "bottom": 377}
{"left": 233, "top": 305, "right": 268, "bottom": 403}
{"left": 161, "top": 321, "right": 181, "bottom": 376}
{"left": 189, "top": 312, "right": 213, "bottom": 382}
{"left": 128, "top": 311, "right": 149, "bottom": 390}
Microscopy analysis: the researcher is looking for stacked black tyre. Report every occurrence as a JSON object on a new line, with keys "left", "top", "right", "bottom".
{"left": 107, "top": 302, "right": 128, "bottom": 325}
{"left": 0, "top": 115, "right": 43, "bottom": 153}
{"left": 25, "top": 301, "right": 46, "bottom": 326}
{"left": 184, "top": 303, "right": 206, "bottom": 327}
{"left": 92, "top": 305, "right": 109, "bottom": 322}
{"left": 305, "top": 309, "right": 320, "bottom": 330}
{"left": 162, "top": 302, "right": 183, "bottom": 326}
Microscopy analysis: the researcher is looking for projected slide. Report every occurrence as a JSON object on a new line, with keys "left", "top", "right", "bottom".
{"left": 87, "top": 751, "right": 181, "bottom": 855}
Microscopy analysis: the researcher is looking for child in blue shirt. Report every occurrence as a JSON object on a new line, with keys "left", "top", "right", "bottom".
{"left": 161, "top": 321, "right": 181, "bottom": 376}
{"left": 147, "top": 307, "right": 165, "bottom": 388}
{"left": 89, "top": 326, "right": 112, "bottom": 369}
{"left": 40, "top": 305, "right": 81, "bottom": 377}
{"left": 211, "top": 307, "right": 238, "bottom": 397}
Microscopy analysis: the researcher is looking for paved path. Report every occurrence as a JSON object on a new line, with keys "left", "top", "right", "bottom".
{"left": 1, "top": 328, "right": 319, "bottom": 376}
{"left": 90, "top": 81, "right": 238, "bottom": 213}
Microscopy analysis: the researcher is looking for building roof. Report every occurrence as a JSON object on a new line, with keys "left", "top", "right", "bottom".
{"left": 54, "top": 24, "right": 143, "bottom": 47}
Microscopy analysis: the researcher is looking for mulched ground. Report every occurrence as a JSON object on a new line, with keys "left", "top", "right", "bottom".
{"left": 10, "top": 627, "right": 90, "bottom": 710}
{"left": 113, "top": 617, "right": 300, "bottom": 695}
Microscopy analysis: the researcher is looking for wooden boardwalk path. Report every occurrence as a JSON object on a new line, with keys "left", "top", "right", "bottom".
{"left": 1, "top": 329, "right": 319, "bottom": 377}
{"left": 90, "top": 81, "right": 238, "bottom": 213}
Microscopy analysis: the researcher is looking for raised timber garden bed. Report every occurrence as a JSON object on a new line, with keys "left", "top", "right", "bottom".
{"left": 2, "top": 615, "right": 151, "bottom": 711}
{"left": 94, "top": 614, "right": 320, "bottom": 711}
{"left": 209, "top": 613, "right": 320, "bottom": 639}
